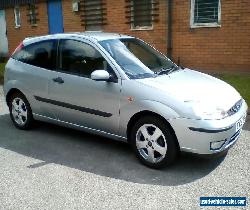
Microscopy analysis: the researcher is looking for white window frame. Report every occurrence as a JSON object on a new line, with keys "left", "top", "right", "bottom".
{"left": 190, "top": 0, "right": 221, "bottom": 28}
{"left": 131, "top": 0, "right": 153, "bottom": 31}
{"left": 14, "top": 6, "right": 21, "bottom": 28}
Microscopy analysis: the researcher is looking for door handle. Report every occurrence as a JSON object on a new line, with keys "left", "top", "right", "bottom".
{"left": 52, "top": 77, "right": 64, "bottom": 84}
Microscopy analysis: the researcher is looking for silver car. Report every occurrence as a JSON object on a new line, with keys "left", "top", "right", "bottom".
{"left": 4, "top": 32, "right": 248, "bottom": 168}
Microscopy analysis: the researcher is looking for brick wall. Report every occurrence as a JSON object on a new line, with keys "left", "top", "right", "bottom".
{"left": 172, "top": 0, "right": 250, "bottom": 72}
{"left": 103, "top": 0, "right": 168, "bottom": 55}
{"left": 62, "top": 0, "right": 82, "bottom": 32}
{"left": 6, "top": 2, "right": 48, "bottom": 54}
{"left": 61, "top": 0, "right": 168, "bottom": 54}
{"left": 4, "top": 0, "right": 250, "bottom": 73}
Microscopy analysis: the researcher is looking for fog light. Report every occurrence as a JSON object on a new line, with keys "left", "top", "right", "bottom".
{"left": 210, "top": 140, "right": 226, "bottom": 150}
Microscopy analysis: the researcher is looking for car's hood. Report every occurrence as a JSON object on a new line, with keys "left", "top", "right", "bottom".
{"left": 137, "top": 69, "right": 241, "bottom": 111}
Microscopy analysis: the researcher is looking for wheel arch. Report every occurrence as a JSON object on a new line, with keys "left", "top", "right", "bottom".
{"left": 6, "top": 88, "right": 26, "bottom": 106}
{"left": 126, "top": 110, "right": 180, "bottom": 151}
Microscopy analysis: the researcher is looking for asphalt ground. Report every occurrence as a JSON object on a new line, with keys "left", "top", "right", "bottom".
{"left": 0, "top": 86, "right": 249, "bottom": 209}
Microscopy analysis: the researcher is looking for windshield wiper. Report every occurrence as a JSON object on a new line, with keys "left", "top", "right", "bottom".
{"left": 156, "top": 66, "right": 180, "bottom": 75}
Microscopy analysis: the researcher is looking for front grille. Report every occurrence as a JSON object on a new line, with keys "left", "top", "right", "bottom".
{"left": 227, "top": 99, "right": 243, "bottom": 116}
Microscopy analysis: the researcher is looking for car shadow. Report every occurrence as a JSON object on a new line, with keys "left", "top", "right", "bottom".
{"left": 243, "top": 114, "right": 250, "bottom": 131}
{"left": 0, "top": 114, "right": 227, "bottom": 186}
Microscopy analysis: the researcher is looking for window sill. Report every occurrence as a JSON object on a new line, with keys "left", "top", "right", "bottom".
{"left": 130, "top": 26, "right": 153, "bottom": 31}
{"left": 190, "top": 23, "right": 221, "bottom": 29}
{"left": 31, "top": 24, "right": 38, "bottom": 28}
{"left": 15, "top": 25, "right": 21, "bottom": 29}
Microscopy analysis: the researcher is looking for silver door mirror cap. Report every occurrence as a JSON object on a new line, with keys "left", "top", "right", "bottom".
{"left": 91, "top": 70, "right": 110, "bottom": 81}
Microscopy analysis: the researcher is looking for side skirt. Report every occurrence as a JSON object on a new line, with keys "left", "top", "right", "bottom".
{"left": 33, "top": 113, "right": 127, "bottom": 142}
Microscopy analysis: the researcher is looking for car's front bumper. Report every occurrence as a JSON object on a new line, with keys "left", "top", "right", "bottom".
{"left": 169, "top": 100, "right": 248, "bottom": 155}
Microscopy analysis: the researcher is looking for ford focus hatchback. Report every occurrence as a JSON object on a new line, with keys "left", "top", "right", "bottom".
{"left": 4, "top": 32, "right": 248, "bottom": 168}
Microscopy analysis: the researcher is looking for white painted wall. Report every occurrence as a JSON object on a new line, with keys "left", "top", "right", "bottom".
{"left": 0, "top": 10, "right": 8, "bottom": 56}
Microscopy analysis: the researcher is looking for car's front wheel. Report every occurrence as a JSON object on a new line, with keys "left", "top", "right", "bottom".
{"left": 130, "top": 116, "right": 178, "bottom": 169}
{"left": 8, "top": 92, "right": 33, "bottom": 130}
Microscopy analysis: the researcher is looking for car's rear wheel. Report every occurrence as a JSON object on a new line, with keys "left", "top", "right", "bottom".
{"left": 130, "top": 116, "right": 178, "bottom": 169}
{"left": 8, "top": 92, "right": 33, "bottom": 130}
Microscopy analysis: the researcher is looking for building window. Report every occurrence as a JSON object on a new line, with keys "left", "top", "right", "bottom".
{"left": 190, "top": 0, "right": 221, "bottom": 28}
{"left": 28, "top": 4, "right": 38, "bottom": 25}
{"left": 132, "top": 0, "right": 152, "bottom": 29}
{"left": 125, "top": 0, "right": 159, "bottom": 30}
{"left": 14, "top": 6, "right": 21, "bottom": 28}
{"left": 80, "top": 0, "right": 107, "bottom": 31}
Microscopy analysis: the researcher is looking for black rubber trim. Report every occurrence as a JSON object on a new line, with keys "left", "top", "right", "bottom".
{"left": 34, "top": 96, "right": 112, "bottom": 118}
{"left": 188, "top": 125, "right": 233, "bottom": 133}
{"left": 181, "top": 149, "right": 229, "bottom": 159}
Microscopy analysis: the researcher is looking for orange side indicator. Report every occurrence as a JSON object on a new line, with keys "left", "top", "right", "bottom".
{"left": 127, "top": 96, "right": 134, "bottom": 102}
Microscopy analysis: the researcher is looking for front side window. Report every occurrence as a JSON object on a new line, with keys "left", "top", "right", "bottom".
{"left": 59, "top": 40, "right": 113, "bottom": 78}
{"left": 12, "top": 40, "right": 57, "bottom": 70}
{"left": 100, "top": 38, "right": 177, "bottom": 79}
{"left": 14, "top": 6, "right": 21, "bottom": 28}
{"left": 191, "top": 0, "right": 221, "bottom": 28}
{"left": 132, "top": 0, "right": 152, "bottom": 29}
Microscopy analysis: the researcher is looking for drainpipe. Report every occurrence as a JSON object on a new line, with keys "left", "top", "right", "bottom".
{"left": 167, "top": 0, "right": 172, "bottom": 59}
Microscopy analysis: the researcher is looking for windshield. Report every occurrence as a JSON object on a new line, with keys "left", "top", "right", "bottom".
{"left": 99, "top": 38, "right": 178, "bottom": 79}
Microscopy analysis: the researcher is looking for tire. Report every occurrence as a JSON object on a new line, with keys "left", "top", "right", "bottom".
{"left": 130, "top": 116, "right": 178, "bottom": 169}
{"left": 8, "top": 92, "right": 34, "bottom": 130}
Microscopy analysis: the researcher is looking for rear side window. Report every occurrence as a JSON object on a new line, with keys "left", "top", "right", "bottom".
{"left": 12, "top": 40, "right": 57, "bottom": 70}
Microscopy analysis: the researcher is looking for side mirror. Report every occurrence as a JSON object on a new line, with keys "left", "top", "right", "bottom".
{"left": 91, "top": 70, "right": 110, "bottom": 81}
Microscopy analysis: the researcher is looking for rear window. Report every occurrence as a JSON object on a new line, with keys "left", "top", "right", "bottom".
{"left": 12, "top": 40, "right": 57, "bottom": 70}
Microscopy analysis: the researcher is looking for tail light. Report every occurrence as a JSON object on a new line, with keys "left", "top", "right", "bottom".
{"left": 11, "top": 41, "right": 24, "bottom": 56}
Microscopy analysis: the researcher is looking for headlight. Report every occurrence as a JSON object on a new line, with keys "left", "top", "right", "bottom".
{"left": 187, "top": 101, "right": 228, "bottom": 120}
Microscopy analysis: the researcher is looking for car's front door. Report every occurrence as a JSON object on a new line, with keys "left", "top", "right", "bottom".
{"left": 47, "top": 39, "right": 121, "bottom": 135}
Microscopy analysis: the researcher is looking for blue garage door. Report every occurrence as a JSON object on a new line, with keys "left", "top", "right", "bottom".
{"left": 48, "top": 0, "right": 64, "bottom": 34}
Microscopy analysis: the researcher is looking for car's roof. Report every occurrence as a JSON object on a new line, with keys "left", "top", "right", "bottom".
{"left": 23, "top": 32, "right": 133, "bottom": 45}
{"left": 79, "top": 32, "right": 132, "bottom": 41}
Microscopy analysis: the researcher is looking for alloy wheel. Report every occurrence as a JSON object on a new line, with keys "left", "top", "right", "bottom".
{"left": 136, "top": 124, "right": 167, "bottom": 163}
{"left": 11, "top": 97, "right": 28, "bottom": 126}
